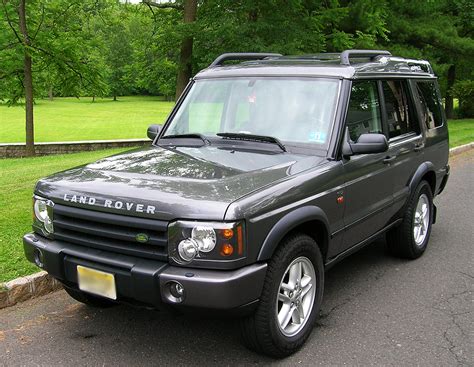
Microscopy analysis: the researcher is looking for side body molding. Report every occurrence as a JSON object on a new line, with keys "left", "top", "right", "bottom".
{"left": 257, "top": 206, "right": 330, "bottom": 261}
{"left": 408, "top": 161, "right": 435, "bottom": 193}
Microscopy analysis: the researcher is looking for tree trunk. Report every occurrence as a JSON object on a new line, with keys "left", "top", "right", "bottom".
{"left": 175, "top": 0, "right": 197, "bottom": 101}
{"left": 18, "top": 0, "right": 35, "bottom": 156}
{"left": 445, "top": 65, "right": 455, "bottom": 119}
{"left": 48, "top": 86, "right": 53, "bottom": 101}
{"left": 113, "top": 95, "right": 117, "bottom": 101}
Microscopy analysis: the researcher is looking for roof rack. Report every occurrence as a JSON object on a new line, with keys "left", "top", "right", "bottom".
{"left": 340, "top": 49, "right": 391, "bottom": 65}
{"left": 209, "top": 53, "right": 282, "bottom": 67}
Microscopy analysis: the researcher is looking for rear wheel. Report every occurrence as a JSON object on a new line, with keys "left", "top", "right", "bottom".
{"left": 240, "top": 233, "right": 324, "bottom": 358}
{"left": 387, "top": 180, "right": 433, "bottom": 259}
{"left": 63, "top": 286, "right": 117, "bottom": 308}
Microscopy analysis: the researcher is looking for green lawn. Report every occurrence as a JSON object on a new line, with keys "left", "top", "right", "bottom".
{"left": 0, "top": 96, "right": 174, "bottom": 143}
{"left": 448, "top": 119, "right": 474, "bottom": 148}
{"left": 0, "top": 148, "right": 130, "bottom": 283}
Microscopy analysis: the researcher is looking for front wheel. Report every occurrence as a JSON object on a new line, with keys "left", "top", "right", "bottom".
{"left": 240, "top": 233, "right": 324, "bottom": 358}
{"left": 387, "top": 180, "right": 434, "bottom": 259}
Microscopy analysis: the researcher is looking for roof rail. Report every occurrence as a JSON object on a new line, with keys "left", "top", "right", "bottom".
{"left": 340, "top": 49, "right": 391, "bottom": 65}
{"left": 209, "top": 53, "right": 282, "bottom": 68}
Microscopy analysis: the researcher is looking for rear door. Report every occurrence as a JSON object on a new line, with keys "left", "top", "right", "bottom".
{"left": 340, "top": 80, "right": 394, "bottom": 252}
{"left": 379, "top": 79, "right": 424, "bottom": 217}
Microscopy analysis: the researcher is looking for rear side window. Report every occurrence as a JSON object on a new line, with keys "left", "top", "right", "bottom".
{"left": 415, "top": 81, "right": 444, "bottom": 129}
{"left": 346, "top": 81, "right": 382, "bottom": 142}
{"left": 382, "top": 80, "right": 419, "bottom": 139}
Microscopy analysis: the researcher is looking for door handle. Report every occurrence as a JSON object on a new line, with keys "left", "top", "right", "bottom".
{"left": 414, "top": 143, "right": 425, "bottom": 152}
{"left": 383, "top": 155, "right": 397, "bottom": 164}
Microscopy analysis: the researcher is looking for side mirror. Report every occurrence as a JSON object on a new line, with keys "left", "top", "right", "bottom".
{"left": 147, "top": 124, "right": 161, "bottom": 140}
{"left": 342, "top": 130, "right": 388, "bottom": 157}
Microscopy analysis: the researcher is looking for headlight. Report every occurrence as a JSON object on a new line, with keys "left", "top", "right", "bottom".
{"left": 33, "top": 196, "right": 54, "bottom": 234}
{"left": 191, "top": 226, "right": 216, "bottom": 252}
{"left": 34, "top": 200, "right": 48, "bottom": 221}
{"left": 178, "top": 238, "right": 199, "bottom": 262}
{"left": 169, "top": 221, "right": 245, "bottom": 265}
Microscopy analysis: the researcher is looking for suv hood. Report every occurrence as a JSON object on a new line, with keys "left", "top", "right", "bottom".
{"left": 35, "top": 146, "right": 326, "bottom": 221}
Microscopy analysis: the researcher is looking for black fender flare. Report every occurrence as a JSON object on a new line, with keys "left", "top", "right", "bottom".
{"left": 408, "top": 161, "right": 435, "bottom": 194}
{"left": 257, "top": 206, "right": 330, "bottom": 261}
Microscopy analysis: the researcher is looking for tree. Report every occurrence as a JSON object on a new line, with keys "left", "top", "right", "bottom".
{"left": 380, "top": 0, "right": 474, "bottom": 118}
{"left": 0, "top": 0, "right": 111, "bottom": 154}
{"left": 144, "top": 0, "right": 197, "bottom": 100}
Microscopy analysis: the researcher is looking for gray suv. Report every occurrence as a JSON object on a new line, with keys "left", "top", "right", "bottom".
{"left": 24, "top": 50, "right": 450, "bottom": 357}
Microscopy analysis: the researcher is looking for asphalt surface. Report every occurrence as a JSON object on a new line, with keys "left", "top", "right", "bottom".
{"left": 1, "top": 150, "right": 473, "bottom": 366}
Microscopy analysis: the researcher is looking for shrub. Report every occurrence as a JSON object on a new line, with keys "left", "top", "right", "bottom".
{"left": 451, "top": 80, "right": 474, "bottom": 118}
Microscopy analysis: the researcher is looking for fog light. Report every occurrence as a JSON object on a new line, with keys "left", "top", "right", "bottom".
{"left": 170, "top": 282, "right": 184, "bottom": 298}
{"left": 164, "top": 281, "right": 185, "bottom": 303}
{"left": 33, "top": 248, "right": 44, "bottom": 268}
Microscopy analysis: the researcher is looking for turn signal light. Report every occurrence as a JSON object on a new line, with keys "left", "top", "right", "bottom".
{"left": 221, "top": 228, "right": 234, "bottom": 239}
{"left": 220, "top": 243, "right": 234, "bottom": 256}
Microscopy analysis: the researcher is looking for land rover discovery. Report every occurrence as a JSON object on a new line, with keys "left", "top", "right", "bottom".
{"left": 24, "top": 50, "right": 450, "bottom": 357}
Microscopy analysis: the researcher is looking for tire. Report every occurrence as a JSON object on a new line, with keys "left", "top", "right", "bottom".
{"left": 239, "top": 233, "right": 324, "bottom": 358}
{"left": 63, "top": 286, "right": 117, "bottom": 308}
{"left": 387, "top": 180, "right": 433, "bottom": 259}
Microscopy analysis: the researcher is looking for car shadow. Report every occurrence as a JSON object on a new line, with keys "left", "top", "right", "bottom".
{"left": 67, "top": 238, "right": 406, "bottom": 364}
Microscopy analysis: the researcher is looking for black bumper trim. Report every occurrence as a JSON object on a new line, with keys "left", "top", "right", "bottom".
{"left": 23, "top": 233, "right": 267, "bottom": 310}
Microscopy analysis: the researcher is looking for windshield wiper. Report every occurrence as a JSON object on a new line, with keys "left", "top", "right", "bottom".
{"left": 160, "top": 133, "right": 210, "bottom": 145}
{"left": 217, "top": 132, "right": 286, "bottom": 152}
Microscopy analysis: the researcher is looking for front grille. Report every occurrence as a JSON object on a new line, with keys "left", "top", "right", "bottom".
{"left": 52, "top": 204, "right": 168, "bottom": 261}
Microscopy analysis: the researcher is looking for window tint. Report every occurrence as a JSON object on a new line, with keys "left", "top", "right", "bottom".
{"left": 415, "top": 81, "right": 443, "bottom": 129}
{"left": 346, "top": 81, "right": 382, "bottom": 142}
{"left": 382, "top": 80, "right": 418, "bottom": 139}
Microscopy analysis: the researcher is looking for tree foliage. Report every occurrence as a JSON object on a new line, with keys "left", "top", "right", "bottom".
{"left": 1, "top": 0, "right": 473, "bottom": 130}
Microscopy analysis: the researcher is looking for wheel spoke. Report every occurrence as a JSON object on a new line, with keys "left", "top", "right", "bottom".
{"left": 292, "top": 304, "right": 303, "bottom": 324}
{"left": 280, "top": 282, "right": 292, "bottom": 293}
{"left": 289, "top": 261, "right": 302, "bottom": 286}
{"left": 297, "top": 302, "right": 305, "bottom": 321}
{"left": 278, "top": 292, "right": 291, "bottom": 304}
{"left": 279, "top": 304, "right": 295, "bottom": 329}
{"left": 301, "top": 282, "right": 313, "bottom": 298}
{"left": 300, "top": 274, "right": 311, "bottom": 288}
{"left": 414, "top": 225, "right": 420, "bottom": 239}
{"left": 421, "top": 203, "right": 428, "bottom": 218}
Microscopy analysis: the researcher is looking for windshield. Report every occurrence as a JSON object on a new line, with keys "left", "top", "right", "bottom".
{"left": 163, "top": 77, "right": 340, "bottom": 149}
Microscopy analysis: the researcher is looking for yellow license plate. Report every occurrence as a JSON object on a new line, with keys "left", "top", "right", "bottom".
{"left": 77, "top": 265, "right": 116, "bottom": 300}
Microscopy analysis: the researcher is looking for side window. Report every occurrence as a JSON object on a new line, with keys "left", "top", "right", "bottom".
{"left": 415, "top": 81, "right": 444, "bottom": 129}
{"left": 346, "top": 80, "right": 382, "bottom": 142}
{"left": 382, "top": 80, "right": 419, "bottom": 139}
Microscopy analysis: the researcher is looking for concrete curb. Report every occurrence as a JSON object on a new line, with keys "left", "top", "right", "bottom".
{"left": 449, "top": 142, "right": 474, "bottom": 157}
{"left": 0, "top": 141, "right": 473, "bottom": 310}
{"left": 0, "top": 271, "right": 62, "bottom": 310}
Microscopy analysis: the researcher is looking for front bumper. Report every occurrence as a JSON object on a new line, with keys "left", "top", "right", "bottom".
{"left": 23, "top": 233, "right": 267, "bottom": 312}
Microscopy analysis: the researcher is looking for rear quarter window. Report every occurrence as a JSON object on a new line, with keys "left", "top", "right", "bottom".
{"left": 414, "top": 81, "right": 444, "bottom": 129}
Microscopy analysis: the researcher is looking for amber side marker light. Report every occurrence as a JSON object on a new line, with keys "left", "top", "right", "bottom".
{"left": 237, "top": 225, "right": 243, "bottom": 255}
{"left": 220, "top": 243, "right": 234, "bottom": 256}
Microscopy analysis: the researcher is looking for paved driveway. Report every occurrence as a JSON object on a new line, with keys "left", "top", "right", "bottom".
{"left": 1, "top": 150, "right": 472, "bottom": 366}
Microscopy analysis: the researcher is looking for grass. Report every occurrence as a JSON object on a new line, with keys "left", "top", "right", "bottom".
{"left": 0, "top": 96, "right": 174, "bottom": 143}
{"left": 0, "top": 148, "right": 130, "bottom": 283}
{"left": 448, "top": 119, "right": 474, "bottom": 148}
